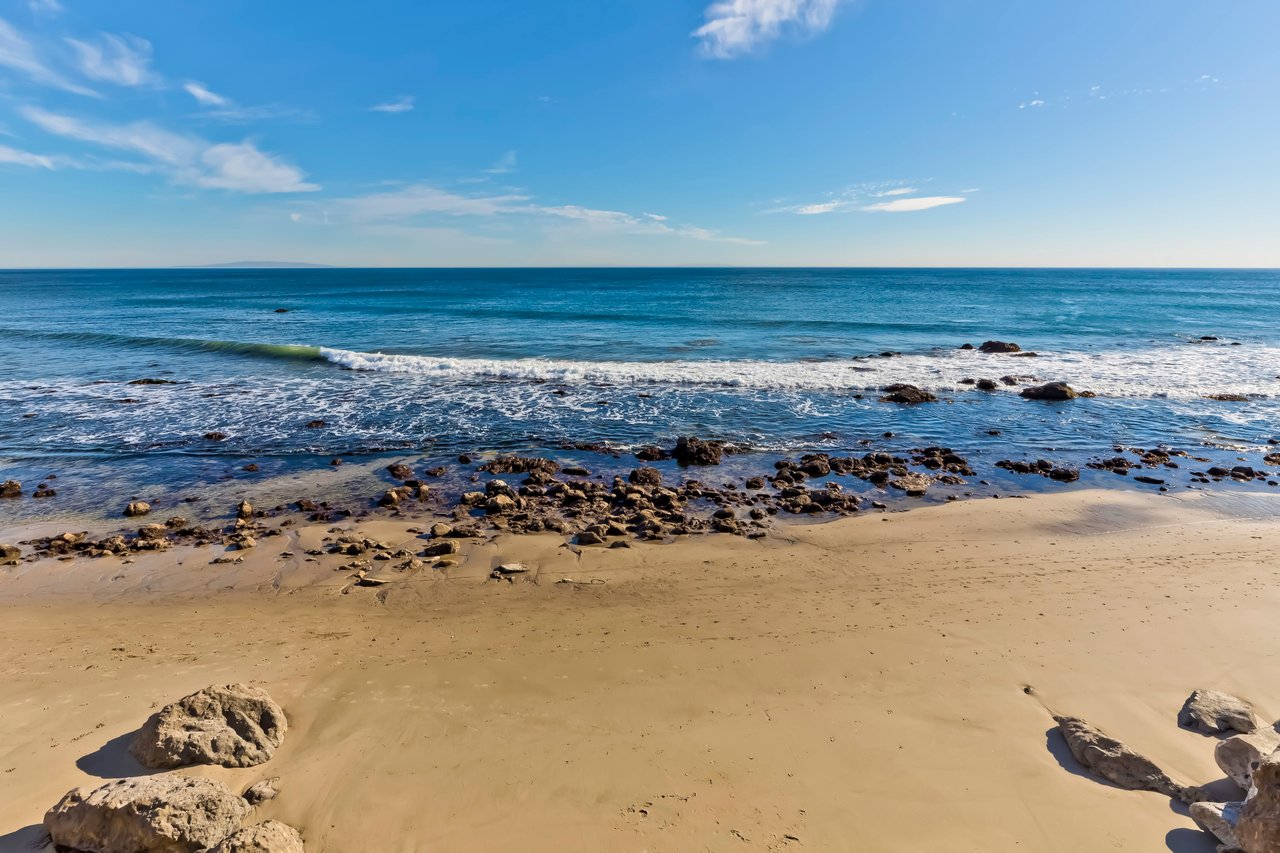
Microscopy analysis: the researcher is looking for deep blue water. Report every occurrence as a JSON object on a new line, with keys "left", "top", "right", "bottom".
{"left": 2, "top": 267, "right": 1279, "bottom": 520}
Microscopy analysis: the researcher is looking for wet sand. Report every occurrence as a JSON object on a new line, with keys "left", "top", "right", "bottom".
{"left": 3, "top": 489, "right": 1279, "bottom": 851}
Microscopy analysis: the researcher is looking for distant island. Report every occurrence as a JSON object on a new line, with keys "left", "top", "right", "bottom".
{"left": 188, "top": 261, "right": 335, "bottom": 269}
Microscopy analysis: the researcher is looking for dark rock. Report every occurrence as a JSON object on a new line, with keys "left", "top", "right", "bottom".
{"left": 203, "top": 431, "right": 229, "bottom": 441}
{"left": 673, "top": 436, "right": 723, "bottom": 466}
{"left": 1020, "top": 382, "right": 1089, "bottom": 401}
{"left": 628, "top": 467, "right": 662, "bottom": 487}
{"left": 0, "top": 480, "right": 20, "bottom": 498}
{"left": 880, "top": 384, "right": 937, "bottom": 404}
{"left": 305, "top": 419, "right": 326, "bottom": 428}
{"left": 978, "top": 340, "right": 1021, "bottom": 353}
{"left": 386, "top": 463, "right": 414, "bottom": 480}
{"left": 634, "top": 445, "right": 670, "bottom": 462}
{"left": 975, "top": 379, "right": 998, "bottom": 391}
{"left": 127, "top": 378, "right": 177, "bottom": 385}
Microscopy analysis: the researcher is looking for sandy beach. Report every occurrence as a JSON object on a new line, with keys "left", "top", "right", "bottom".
{"left": 3, "top": 489, "right": 1277, "bottom": 851}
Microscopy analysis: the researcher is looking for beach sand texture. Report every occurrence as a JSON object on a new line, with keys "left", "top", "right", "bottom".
{"left": 2, "top": 489, "right": 1275, "bottom": 852}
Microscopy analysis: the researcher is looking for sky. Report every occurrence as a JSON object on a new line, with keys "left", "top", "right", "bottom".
{"left": 0, "top": 0, "right": 1276, "bottom": 267}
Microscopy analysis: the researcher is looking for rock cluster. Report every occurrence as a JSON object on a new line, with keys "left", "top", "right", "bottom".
{"left": 1056, "top": 689, "right": 1280, "bottom": 851}
{"left": 40, "top": 684, "right": 302, "bottom": 853}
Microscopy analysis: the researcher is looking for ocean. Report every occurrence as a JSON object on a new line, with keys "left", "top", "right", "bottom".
{"left": 2, "top": 267, "right": 1279, "bottom": 522}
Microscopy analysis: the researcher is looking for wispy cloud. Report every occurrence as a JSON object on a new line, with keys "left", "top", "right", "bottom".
{"left": 863, "top": 196, "right": 965, "bottom": 213}
{"left": 332, "top": 182, "right": 760, "bottom": 244}
{"left": 0, "top": 16, "right": 96, "bottom": 95}
{"left": 20, "top": 106, "right": 318, "bottom": 193}
{"left": 0, "top": 142, "right": 55, "bottom": 169}
{"left": 772, "top": 182, "right": 966, "bottom": 215}
{"left": 184, "top": 81, "right": 230, "bottom": 107}
{"left": 694, "top": 0, "right": 842, "bottom": 59}
{"left": 487, "top": 149, "right": 517, "bottom": 174}
{"left": 371, "top": 95, "right": 414, "bottom": 113}
{"left": 195, "top": 142, "right": 318, "bottom": 193}
{"left": 27, "top": 0, "right": 62, "bottom": 15}
{"left": 66, "top": 32, "right": 156, "bottom": 86}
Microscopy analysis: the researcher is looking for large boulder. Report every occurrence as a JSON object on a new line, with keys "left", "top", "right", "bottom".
{"left": 130, "top": 683, "right": 287, "bottom": 769}
{"left": 44, "top": 775, "right": 250, "bottom": 853}
{"left": 979, "top": 340, "right": 1021, "bottom": 353}
{"left": 209, "top": 821, "right": 305, "bottom": 853}
{"left": 1181, "top": 689, "right": 1260, "bottom": 736}
{"left": 1053, "top": 715, "right": 1201, "bottom": 803}
{"left": 1190, "top": 801, "right": 1243, "bottom": 851}
{"left": 1217, "top": 728, "right": 1280, "bottom": 791}
{"left": 1238, "top": 759, "right": 1280, "bottom": 851}
{"left": 628, "top": 467, "right": 662, "bottom": 487}
{"left": 673, "top": 436, "right": 723, "bottom": 466}
{"left": 124, "top": 501, "right": 151, "bottom": 517}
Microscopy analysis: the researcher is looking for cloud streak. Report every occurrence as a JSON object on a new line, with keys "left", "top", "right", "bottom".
{"left": 333, "top": 182, "right": 760, "bottom": 244}
{"left": 0, "top": 15, "right": 96, "bottom": 95}
{"left": 66, "top": 32, "right": 156, "bottom": 86}
{"left": 0, "top": 142, "right": 55, "bottom": 169}
{"left": 772, "top": 182, "right": 969, "bottom": 215}
{"left": 863, "top": 196, "right": 965, "bottom": 212}
{"left": 371, "top": 95, "right": 414, "bottom": 113}
{"left": 20, "top": 106, "right": 318, "bottom": 193}
{"left": 184, "top": 81, "right": 230, "bottom": 107}
{"left": 694, "top": 0, "right": 842, "bottom": 59}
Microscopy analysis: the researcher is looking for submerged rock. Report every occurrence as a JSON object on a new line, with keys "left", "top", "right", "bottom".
{"left": 124, "top": 501, "right": 152, "bottom": 517}
{"left": 879, "top": 383, "right": 937, "bottom": 404}
{"left": 0, "top": 479, "right": 20, "bottom": 498}
{"left": 1021, "top": 382, "right": 1091, "bottom": 401}
{"left": 979, "top": 340, "right": 1022, "bottom": 353}
{"left": 44, "top": 775, "right": 250, "bottom": 853}
{"left": 1053, "top": 715, "right": 1200, "bottom": 803}
{"left": 210, "top": 821, "right": 304, "bottom": 853}
{"left": 130, "top": 683, "right": 287, "bottom": 769}
{"left": 1181, "top": 689, "right": 1259, "bottom": 736}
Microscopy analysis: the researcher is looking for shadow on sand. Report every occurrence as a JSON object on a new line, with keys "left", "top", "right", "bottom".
{"left": 0, "top": 824, "right": 47, "bottom": 852}
{"left": 75, "top": 729, "right": 153, "bottom": 780}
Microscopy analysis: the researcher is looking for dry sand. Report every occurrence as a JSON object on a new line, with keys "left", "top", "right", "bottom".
{"left": 3, "top": 489, "right": 1279, "bottom": 852}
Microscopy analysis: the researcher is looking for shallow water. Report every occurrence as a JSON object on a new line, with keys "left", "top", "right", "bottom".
{"left": 2, "top": 267, "right": 1278, "bottom": 521}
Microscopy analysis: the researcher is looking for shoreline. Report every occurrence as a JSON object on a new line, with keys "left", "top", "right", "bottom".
{"left": 3, "top": 489, "right": 1277, "bottom": 850}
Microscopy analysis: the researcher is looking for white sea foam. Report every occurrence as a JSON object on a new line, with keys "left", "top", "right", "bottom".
{"left": 319, "top": 344, "right": 1280, "bottom": 400}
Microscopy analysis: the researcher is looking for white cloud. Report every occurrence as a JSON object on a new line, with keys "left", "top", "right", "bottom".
{"left": 1018, "top": 98, "right": 1046, "bottom": 109}
{"left": 0, "top": 16, "right": 96, "bottom": 95}
{"left": 487, "top": 149, "right": 517, "bottom": 174}
{"left": 794, "top": 200, "right": 842, "bottom": 215}
{"left": 863, "top": 195, "right": 965, "bottom": 212}
{"left": 184, "top": 81, "right": 229, "bottom": 107}
{"left": 290, "top": 212, "right": 303, "bottom": 222}
{"left": 875, "top": 187, "right": 917, "bottom": 197}
{"left": 333, "top": 183, "right": 760, "bottom": 244}
{"left": 371, "top": 95, "right": 414, "bottom": 113}
{"left": 694, "top": 0, "right": 842, "bottom": 59}
{"left": 194, "top": 142, "right": 318, "bottom": 193}
{"left": 27, "top": 0, "right": 62, "bottom": 14}
{"left": 20, "top": 106, "right": 318, "bottom": 193}
{"left": 66, "top": 32, "right": 156, "bottom": 86}
{"left": 0, "top": 142, "right": 54, "bottom": 169}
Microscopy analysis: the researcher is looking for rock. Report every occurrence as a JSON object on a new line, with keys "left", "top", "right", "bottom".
{"left": 33, "top": 484, "right": 56, "bottom": 498}
{"left": 0, "top": 479, "right": 20, "bottom": 498}
{"left": 0, "top": 543, "right": 19, "bottom": 565}
{"left": 128, "top": 378, "right": 177, "bottom": 385}
{"left": 304, "top": 419, "right": 325, "bottom": 428}
{"left": 979, "top": 340, "right": 1021, "bottom": 353}
{"left": 125, "top": 501, "right": 151, "bottom": 517}
{"left": 889, "top": 472, "right": 933, "bottom": 496}
{"left": 485, "top": 494, "right": 516, "bottom": 514}
{"left": 44, "top": 775, "right": 251, "bottom": 853}
{"left": 1205, "top": 393, "right": 1250, "bottom": 402}
{"left": 1217, "top": 728, "right": 1280, "bottom": 790}
{"left": 386, "top": 463, "right": 414, "bottom": 480}
{"left": 577, "top": 530, "right": 604, "bottom": 545}
{"left": 422, "top": 540, "right": 459, "bottom": 557}
{"left": 1181, "top": 689, "right": 1259, "bottom": 736}
{"left": 209, "top": 821, "right": 304, "bottom": 853}
{"left": 242, "top": 778, "right": 280, "bottom": 805}
{"left": 634, "top": 445, "right": 670, "bottom": 462}
{"left": 1020, "top": 382, "right": 1087, "bottom": 401}
{"left": 130, "top": 683, "right": 287, "bottom": 769}
{"left": 1053, "top": 715, "right": 1200, "bottom": 803}
{"left": 628, "top": 467, "right": 662, "bottom": 487}
{"left": 1238, "top": 759, "right": 1280, "bottom": 852}
{"left": 879, "top": 384, "right": 937, "bottom": 404}
{"left": 673, "top": 436, "right": 723, "bottom": 466}
{"left": 975, "top": 378, "right": 999, "bottom": 391}
{"left": 237, "top": 500, "right": 254, "bottom": 520}
{"left": 203, "top": 431, "right": 229, "bottom": 441}
{"left": 1190, "top": 801, "right": 1242, "bottom": 851}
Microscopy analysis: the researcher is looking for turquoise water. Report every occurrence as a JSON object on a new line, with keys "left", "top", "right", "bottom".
{"left": 2, "top": 267, "right": 1279, "bottom": 517}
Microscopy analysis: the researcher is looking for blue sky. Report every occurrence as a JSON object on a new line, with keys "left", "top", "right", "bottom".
{"left": 0, "top": 0, "right": 1276, "bottom": 267}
